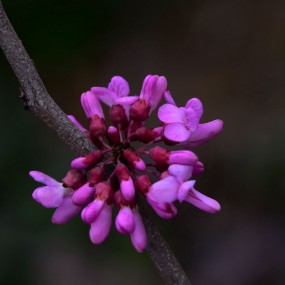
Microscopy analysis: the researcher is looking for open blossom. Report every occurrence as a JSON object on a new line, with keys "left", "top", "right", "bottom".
{"left": 30, "top": 75, "right": 223, "bottom": 252}
{"left": 158, "top": 97, "right": 223, "bottom": 143}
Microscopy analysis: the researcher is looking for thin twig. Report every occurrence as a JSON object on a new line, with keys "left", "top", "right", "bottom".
{"left": 0, "top": 2, "right": 191, "bottom": 284}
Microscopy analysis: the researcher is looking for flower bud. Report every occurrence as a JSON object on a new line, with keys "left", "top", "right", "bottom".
{"left": 62, "top": 169, "right": 86, "bottom": 190}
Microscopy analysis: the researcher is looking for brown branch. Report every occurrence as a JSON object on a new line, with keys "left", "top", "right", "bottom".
{"left": 0, "top": 2, "right": 191, "bottom": 284}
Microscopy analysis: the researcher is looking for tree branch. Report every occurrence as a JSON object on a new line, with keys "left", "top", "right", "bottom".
{"left": 0, "top": 2, "right": 191, "bottom": 284}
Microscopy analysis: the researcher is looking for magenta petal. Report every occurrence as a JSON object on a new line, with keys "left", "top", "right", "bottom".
{"left": 91, "top": 87, "right": 116, "bottom": 107}
{"left": 115, "top": 96, "right": 139, "bottom": 119}
{"left": 168, "top": 150, "right": 198, "bottom": 166}
{"left": 148, "top": 76, "right": 167, "bottom": 112}
{"left": 193, "top": 161, "right": 205, "bottom": 176}
{"left": 184, "top": 119, "right": 224, "bottom": 147}
{"left": 177, "top": 180, "right": 196, "bottom": 202}
{"left": 147, "top": 197, "right": 177, "bottom": 219}
{"left": 185, "top": 188, "right": 221, "bottom": 214}
{"left": 33, "top": 185, "right": 64, "bottom": 208}
{"left": 81, "top": 91, "right": 104, "bottom": 118}
{"left": 32, "top": 186, "right": 43, "bottom": 203}
{"left": 89, "top": 204, "right": 112, "bottom": 244}
{"left": 164, "top": 90, "right": 176, "bottom": 105}
{"left": 72, "top": 183, "right": 96, "bottom": 206}
{"left": 164, "top": 123, "right": 190, "bottom": 142}
{"left": 120, "top": 177, "right": 135, "bottom": 201}
{"left": 115, "top": 96, "right": 138, "bottom": 106}
{"left": 67, "top": 115, "right": 88, "bottom": 133}
{"left": 158, "top": 104, "right": 184, "bottom": 124}
{"left": 52, "top": 193, "right": 82, "bottom": 224}
{"left": 29, "top": 171, "right": 59, "bottom": 187}
{"left": 185, "top": 98, "right": 203, "bottom": 119}
{"left": 130, "top": 207, "right": 147, "bottom": 252}
{"left": 168, "top": 164, "right": 193, "bottom": 182}
{"left": 185, "top": 107, "right": 200, "bottom": 132}
{"left": 148, "top": 176, "right": 180, "bottom": 204}
{"left": 81, "top": 199, "right": 104, "bottom": 224}
{"left": 115, "top": 207, "right": 135, "bottom": 234}
{"left": 108, "top": 76, "right": 130, "bottom": 98}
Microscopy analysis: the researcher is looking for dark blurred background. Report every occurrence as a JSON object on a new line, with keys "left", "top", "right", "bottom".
{"left": 1, "top": 0, "right": 285, "bottom": 284}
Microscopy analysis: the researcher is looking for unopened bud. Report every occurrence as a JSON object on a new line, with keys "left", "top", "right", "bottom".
{"left": 134, "top": 175, "right": 152, "bottom": 194}
{"left": 129, "top": 99, "right": 150, "bottom": 122}
{"left": 62, "top": 169, "right": 86, "bottom": 190}
{"left": 123, "top": 149, "right": 146, "bottom": 171}
{"left": 107, "top": 126, "right": 121, "bottom": 145}
{"left": 109, "top": 105, "right": 128, "bottom": 128}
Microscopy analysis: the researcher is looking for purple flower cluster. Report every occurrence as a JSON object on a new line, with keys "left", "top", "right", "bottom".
{"left": 30, "top": 75, "right": 223, "bottom": 252}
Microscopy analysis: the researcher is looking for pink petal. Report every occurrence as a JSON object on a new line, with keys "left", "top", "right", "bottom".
{"left": 120, "top": 177, "right": 135, "bottom": 201}
{"left": 168, "top": 150, "right": 198, "bottom": 166}
{"left": 177, "top": 180, "right": 196, "bottom": 202}
{"left": 163, "top": 123, "right": 190, "bottom": 142}
{"left": 115, "top": 96, "right": 139, "bottom": 119}
{"left": 164, "top": 90, "right": 176, "bottom": 105}
{"left": 29, "top": 171, "right": 59, "bottom": 187}
{"left": 81, "top": 91, "right": 104, "bottom": 118}
{"left": 52, "top": 193, "right": 82, "bottom": 224}
{"left": 158, "top": 104, "right": 184, "bottom": 124}
{"left": 147, "top": 197, "right": 177, "bottom": 219}
{"left": 108, "top": 76, "right": 130, "bottom": 98}
{"left": 72, "top": 183, "right": 96, "bottom": 206}
{"left": 193, "top": 161, "right": 205, "bottom": 176}
{"left": 33, "top": 185, "right": 65, "bottom": 208}
{"left": 185, "top": 188, "right": 221, "bottom": 214}
{"left": 168, "top": 164, "right": 193, "bottom": 182}
{"left": 140, "top": 75, "right": 167, "bottom": 112}
{"left": 67, "top": 115, "right": 88, "bottom": 133}
{"left": 148, "top": 176, "right": 180, "bottom": 204}
{"left": 89, "top": 204, "right": 112, "bottom": 244}
{"left": 185, "top": 107, "right": 200, "bottom": 132}
{"left": 184, "top": 119, "right": 224, "bottom": 147}
{"left": 81, "top": 199, "right": 104, "bottom": 224}
{"left": 185, "top": 98, "right": 203, "bottom": 119}
{"left": 115, "top": 207, "right": 135, "bottom": 234}
{"left": 130, "top": 207, "right": 147, "bottom": 252}
{"left": 148, "top": 76, "right": 167, "bottom": 112}
{"left": 91, "top": 87, "right": 116, "bottom": 106}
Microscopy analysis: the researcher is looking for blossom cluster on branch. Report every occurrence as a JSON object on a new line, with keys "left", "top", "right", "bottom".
{"left": 30, "top": 75, "right": 223, "bottom": 252}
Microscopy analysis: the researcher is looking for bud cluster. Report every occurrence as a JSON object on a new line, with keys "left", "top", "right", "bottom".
{"left": 30, "top": 75, "right": 223, "bottom": 252}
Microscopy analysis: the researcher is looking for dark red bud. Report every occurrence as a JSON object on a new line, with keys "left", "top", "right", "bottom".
{"left": 134, "top": 175, "right": 152, "bottom": 194}
{"left": 114, "top": 191, "right": 136, "bottom": 208}
{"left": 89, "top": 167, "right": 105, "bottom": 185}
{"left": 135, "top": 127, "right": 157, "bottom": 143}
{"left": 149, "top": 146, "right": 169, "bottom": 164}
{"left": 129, "top": 99, "right": 150, "bottom": 122}
{"left": 62, "top": 169, "right": 86, "bottom": 190}
{"left": 107, "top": 127, "right": 121, "bottom": 145}
{"left": 84, "top": 150, "right": 104, "bottom": 166}
{"left": 115, "top": 163, "right": 130, "bottom": 181}
{"left": 123, "top": 149, "right": 140, "bottom": 164}
{"left": 109, "top": 105, "right": 128, "bottom": 129}
{"left": 95, "top": 182, "right": 113, "bottom": 203}
{"left": 89, "top": 115, "right": 107, "bottom": 138}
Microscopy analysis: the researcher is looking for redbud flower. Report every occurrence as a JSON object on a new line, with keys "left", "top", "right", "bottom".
{"left": 30, "top": 74, "right": 223, "bottom": 252}
{"left": 30, "top": 171, "right": 83, "bottom": 224}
